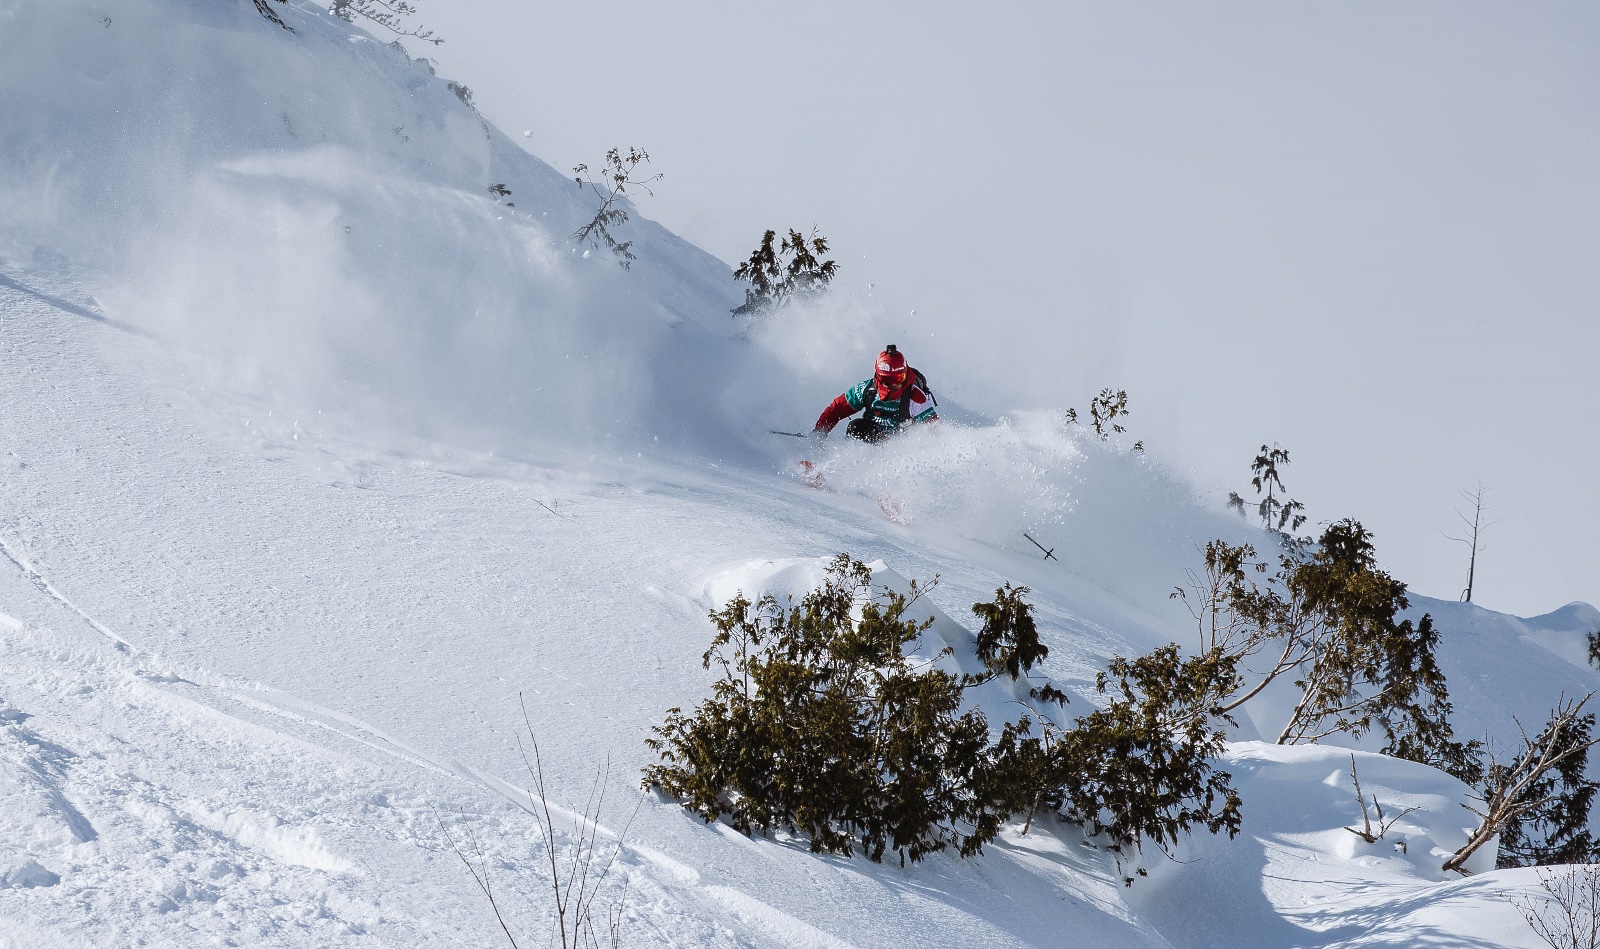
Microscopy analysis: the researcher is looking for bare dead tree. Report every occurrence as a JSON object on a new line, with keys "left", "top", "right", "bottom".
{"left": 1443, "top": 480, "right": 1500, "bottom": 604}
{"left": 1512, "top": 864, "right": 1600, "bottom": 949}
{"left": 1343, "top": 754, "right": 1417, "bottom": 843}
{"left": 1444, "top": 693, "right": 1600, "bottom": 875}
{"left": 572, "top": 148, "right": 661, "bottom": 270}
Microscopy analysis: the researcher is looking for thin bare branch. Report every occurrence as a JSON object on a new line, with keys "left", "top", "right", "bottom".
{"left": 434, "top": 805, "right": 524, "bottom": 949}
{"left": 1511, "top": 864, "right": 1600, "bottom": 949}
{"left": 510, "top": 692, "right": 636, "bottom": 948}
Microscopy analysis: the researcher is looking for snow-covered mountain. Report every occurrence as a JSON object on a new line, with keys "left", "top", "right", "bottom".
{"left": 2, "top": 2, "right": 1596, "bottom": 946}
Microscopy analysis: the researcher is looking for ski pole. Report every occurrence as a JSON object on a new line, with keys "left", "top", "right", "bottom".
{"left": 768, "top": 430, "right": 807, "bottom": 438}
{"left": 1023, "top": 533, "right": 1058, "bottom": 561}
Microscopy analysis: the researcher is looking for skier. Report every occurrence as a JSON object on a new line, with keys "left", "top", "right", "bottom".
{"left": 812, "top": 344, "right": 938, "bottom": 443}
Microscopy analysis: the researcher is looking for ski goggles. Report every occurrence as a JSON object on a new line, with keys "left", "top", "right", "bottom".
{"left": 875, "top": 367, "right": 909, "bottom": 388}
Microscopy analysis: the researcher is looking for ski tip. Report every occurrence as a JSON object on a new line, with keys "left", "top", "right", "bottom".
{"left": 795, "top": 459, "right": 827, "bottom": 490}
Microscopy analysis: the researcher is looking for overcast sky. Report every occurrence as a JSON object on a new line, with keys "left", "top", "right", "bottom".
{"left": 402, "top": 0, "right": 1598, "bottom": 618}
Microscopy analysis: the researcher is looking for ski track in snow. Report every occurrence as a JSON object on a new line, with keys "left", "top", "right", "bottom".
{"left": 0, "top": 514, "right": 131, "bottom": 650}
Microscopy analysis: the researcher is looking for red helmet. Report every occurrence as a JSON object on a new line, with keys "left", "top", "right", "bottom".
{"left": 874, "top": 344, "right": 909, "bottom": 396}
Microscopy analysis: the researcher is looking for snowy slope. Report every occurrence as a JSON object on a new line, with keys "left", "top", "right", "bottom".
{"left": 2, "top": 2, "right": 1598, "bottom": 947}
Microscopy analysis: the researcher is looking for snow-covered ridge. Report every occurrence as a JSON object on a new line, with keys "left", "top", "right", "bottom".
{"left": 2, "top": 1, "right": 1598, "bottom": 946}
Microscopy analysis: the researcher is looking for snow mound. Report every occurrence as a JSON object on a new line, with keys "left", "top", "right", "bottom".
{"left": 1523, "top": 602, "right": 1600, "bottom": 670}
{"left": 1527, "top": 602, "right": 1600, "bottom": 633}
{"left": 1131, "top": 741, "right": 1539, "bottom": 948}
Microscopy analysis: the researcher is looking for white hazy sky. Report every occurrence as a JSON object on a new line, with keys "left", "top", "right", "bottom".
{"left": 397, "top": 0, "right": 1597, "bottom": 618}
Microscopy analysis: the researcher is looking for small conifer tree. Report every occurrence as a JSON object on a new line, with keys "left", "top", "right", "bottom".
{"left": 987, "top": 643, "right": 1244, "bottom": 882}
{"left": 1062, "top": 389, "right": 1141, "bottom": 450}
{"left": 731, "top": 230, "right": 782, "bottom": 314}
{"left": 965, "top": 585, "right": 1066, "bottom": 833}
{"left": 731, "top": 228, "right": 838, "bottom": 315}
{"left": 1277, "top": 520, "right": 1440, "bottom": 744}
{"left": 1374, "top": 613, "right": 1484, "bottom": 783}
{"left": 1055, "top": 645, "right": 1244, "bottom": 873}
{"left": 972, "top": 583, "right": 1050, "bottom": 684}
{"left": 1174, "top": 522, "right": 1476, "bottom": 772}
{"left": 781, "top": 228, "right": 837, "bottom": 297}
{"left": 1227, "top": 443, "right": 1307, "bottom": 535}
{"left": 572, "top": 147, "right": 660, "bottom": 270}
{"left": 1088, "top": 388, "right": 1130, "bottom": 440}
{"left": 644, "top": 556, "right": 1003, "bottom": 865}
{"left": 971, "top": 591, "right": 1244, "bottom": 871}
{"left": 446, "top": 82, "right": 475, "bottom": 109}
{"left": 650, "top": 560, "right": 1256, "bottom": 877}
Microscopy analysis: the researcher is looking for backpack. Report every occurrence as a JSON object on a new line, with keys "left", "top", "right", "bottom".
{"left": 910, "top": 367, "right": 936, "bottom": 408}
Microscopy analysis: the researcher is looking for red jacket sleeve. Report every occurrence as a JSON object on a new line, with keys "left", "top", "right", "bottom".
{"left": 814, "top": 394, "right": 857, "bottom": 433}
